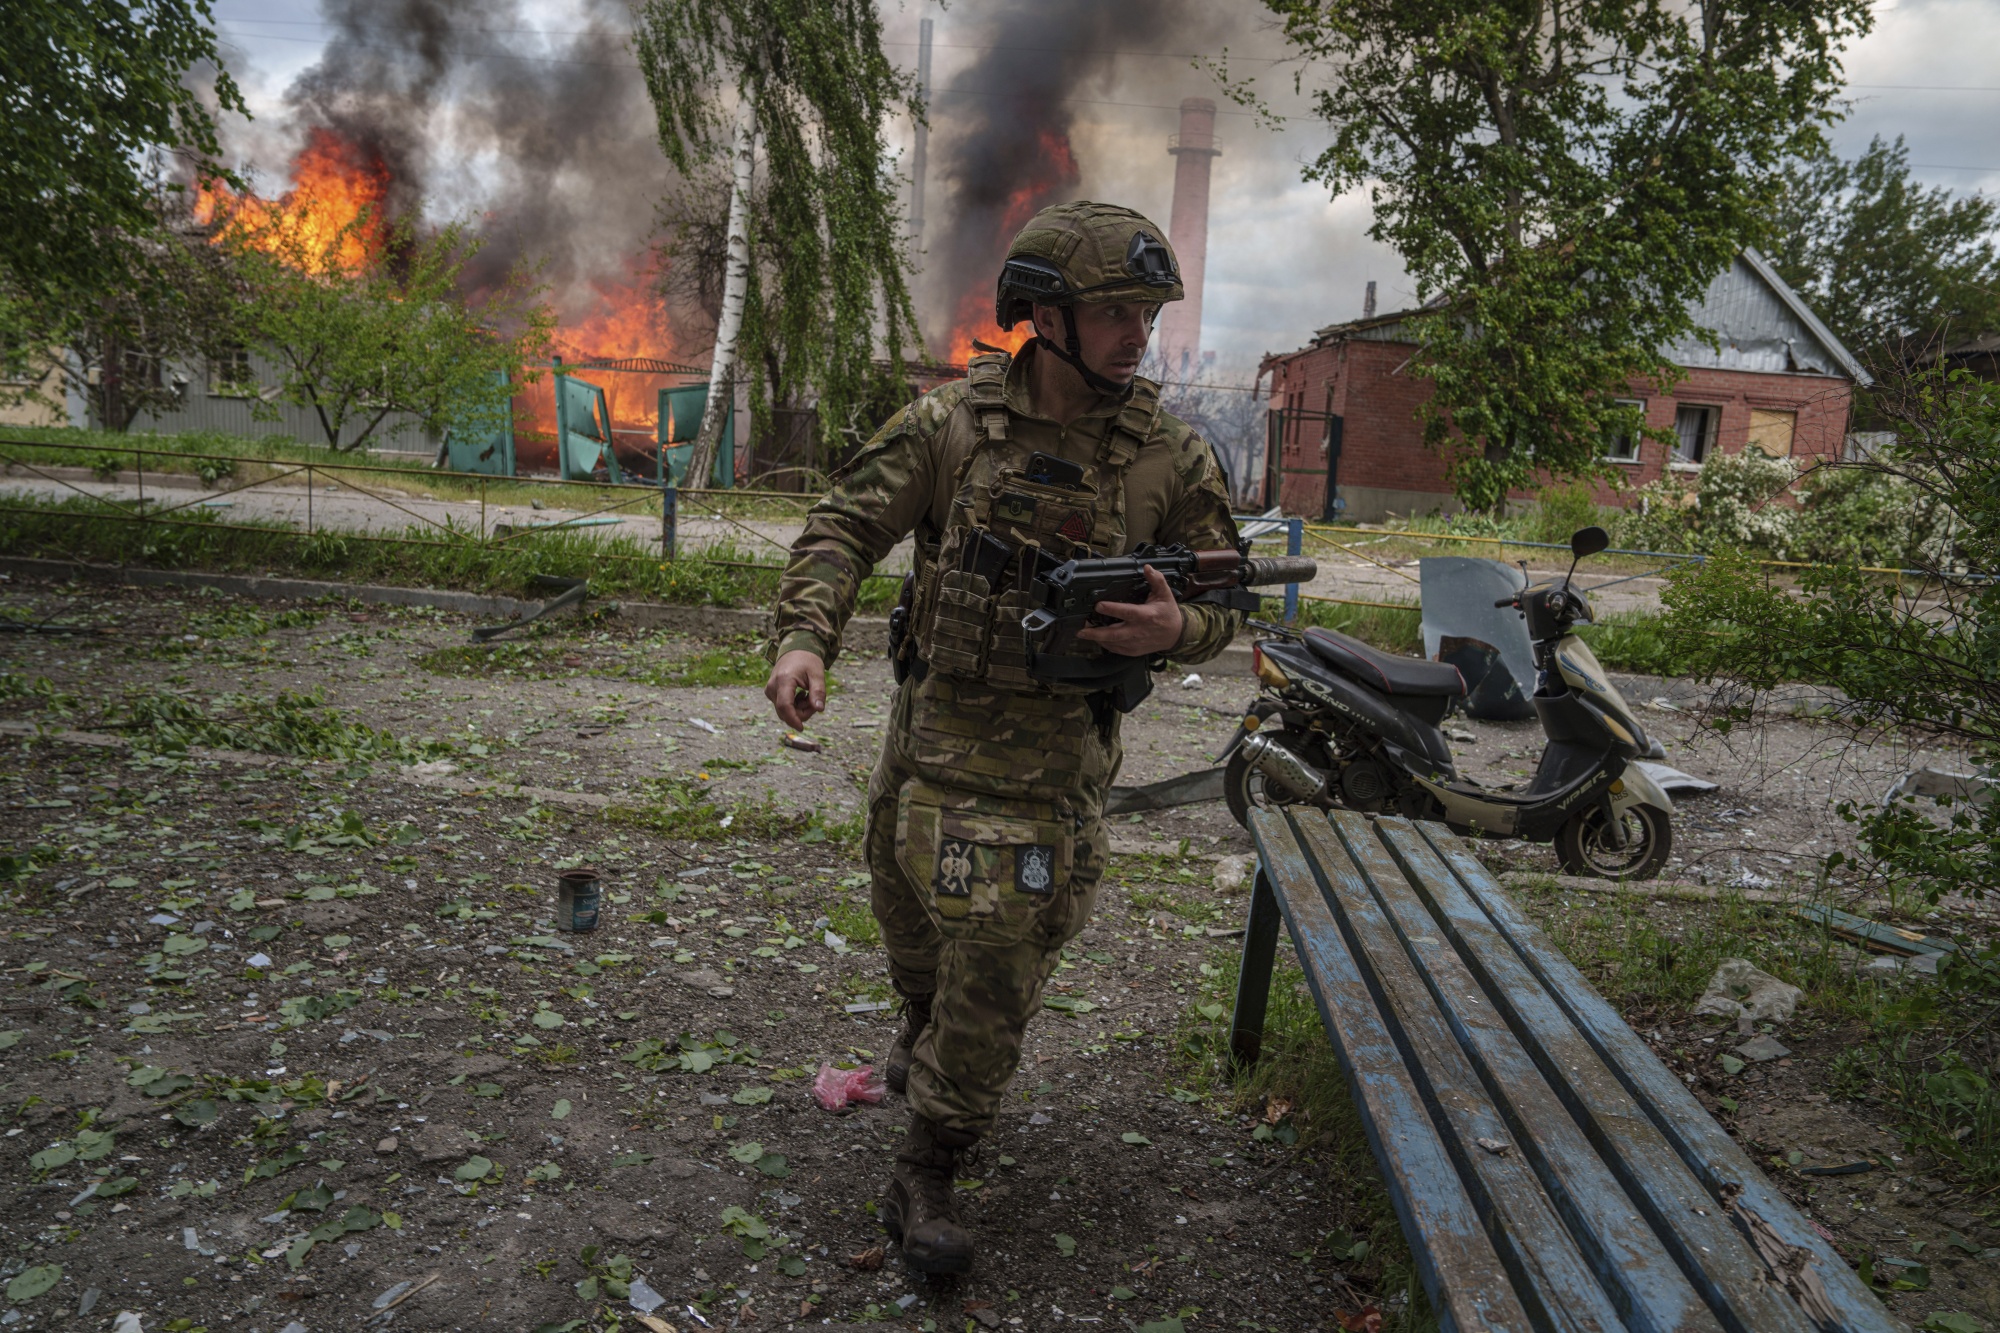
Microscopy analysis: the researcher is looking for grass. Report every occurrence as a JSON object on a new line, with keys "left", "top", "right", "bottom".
{"left": 0, "top": 424, "right": 820, "bottom": 521}
{"left": 0, "top": 492, "right": 900, "bottom": 612}
{"left": 1172, "top": 944, "right": 1435, "bottom": 1331}
{"left": 1513, "top": 875, "right": 2000, "bottom": 1192}
{"left": 606, "top": 776, "right": 862, "bottom": 847}
{"left": 412, "top": 634, "right": 793, "bottom": 691}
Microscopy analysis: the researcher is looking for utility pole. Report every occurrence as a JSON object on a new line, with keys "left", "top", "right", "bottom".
{"left": 909, "top": 17, "right": 932, "bottom": 250}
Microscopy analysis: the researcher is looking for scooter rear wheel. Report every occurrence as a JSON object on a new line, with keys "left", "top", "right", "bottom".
{"left": 1223, "top": 732, "right": 1323, "bottom": 829}
{"left": 1555, "top": 803, "right": 1672, "bottom": 880}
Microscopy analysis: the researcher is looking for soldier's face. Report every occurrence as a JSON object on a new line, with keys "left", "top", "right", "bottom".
{"left": 1033, "top": 301, "right": 1160, "bottom": 386}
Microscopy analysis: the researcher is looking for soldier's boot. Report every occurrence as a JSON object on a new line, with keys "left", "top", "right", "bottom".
{"left": 881, "top": 1113, "right": 977, "bottom": 1275}
{"left": 884, "top": 990, "right": 933, "bottom": 1097}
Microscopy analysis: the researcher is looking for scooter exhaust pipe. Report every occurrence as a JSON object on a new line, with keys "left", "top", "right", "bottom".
{"left": 1240, "top": 732, "right": 1328, "bottom": 803}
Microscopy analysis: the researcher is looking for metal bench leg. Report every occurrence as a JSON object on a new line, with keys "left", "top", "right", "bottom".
{"left": 1229, "top": 866, "right": 1282, "bottom": 1070}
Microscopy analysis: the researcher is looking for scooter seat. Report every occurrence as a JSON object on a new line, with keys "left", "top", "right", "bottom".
{"left": 1303, "top": 627, "right": 1467, "bottom": 698}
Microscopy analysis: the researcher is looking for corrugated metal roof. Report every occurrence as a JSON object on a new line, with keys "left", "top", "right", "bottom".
{"left": 1301, "top": 249, "right": 1869, "bottom": 384}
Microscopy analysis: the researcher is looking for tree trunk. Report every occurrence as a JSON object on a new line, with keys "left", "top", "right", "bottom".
{"left": 687, "top": 98, "right": 755, "bottom": 491}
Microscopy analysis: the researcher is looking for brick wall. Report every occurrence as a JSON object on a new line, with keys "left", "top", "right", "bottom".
{"left": 1265, "top": 336, "right": 1856, "bottom": 520}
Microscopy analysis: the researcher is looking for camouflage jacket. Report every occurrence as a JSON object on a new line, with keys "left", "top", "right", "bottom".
{"left": 768, "top": 342, "right": 1243, "bottom": 669}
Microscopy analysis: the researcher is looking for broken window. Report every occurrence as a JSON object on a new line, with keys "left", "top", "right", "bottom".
{"left": 1603, "top": 399, "right": 1645, "bottom": 464}
{"left": 1672, "top": 404, "right": 1716, "bottom": 464}
{"left": 209, "top": 345, "right": 254, "bottom": 397}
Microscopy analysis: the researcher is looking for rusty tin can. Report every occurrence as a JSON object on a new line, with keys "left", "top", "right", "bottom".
{"left": 556, "top": 867, "right": 602, "bottom": 932}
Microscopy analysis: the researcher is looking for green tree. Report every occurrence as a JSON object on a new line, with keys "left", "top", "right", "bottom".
{"left": 1253, "top": 0, "right": 1871, "bottom": 511}
{"left": 224, "top": 208, "right": 554, "bottom": 453}
{"left": 1659, "top": 363, "right": 1996, "bottom": 899}
{"left": 1765, "top": 135, "right": 2000, "bottom": 357}
{"left": 1, "top": 1, "right": 246, "bottom": 332}
{"left": 633, "top": 0, "right": 920, "bottom": 485}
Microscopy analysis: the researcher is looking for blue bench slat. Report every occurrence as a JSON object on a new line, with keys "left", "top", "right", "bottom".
{"left": 1413, "top": 822, "right": 1901, "bottom": 1333}
{"left": 1371, "top": 818, "right": 1823, "bottom": 1333}
{"left": 1320, "top": 811, "right": 1724, "bottom": 1333}
{"left": 1244, "top": 809, "right": 1537, "bottom": 1333}
{"left": 1279, "top": 811, "right": 1628, "bottom": 1333}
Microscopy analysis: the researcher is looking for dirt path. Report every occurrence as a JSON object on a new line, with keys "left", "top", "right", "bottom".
{"left": 0, "top": 578, "right": 1987, "bottom": 1331}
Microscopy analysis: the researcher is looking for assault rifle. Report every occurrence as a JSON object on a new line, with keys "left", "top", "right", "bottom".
{"left": 1020, "top": 543, "right": 1318, "bottom": 710}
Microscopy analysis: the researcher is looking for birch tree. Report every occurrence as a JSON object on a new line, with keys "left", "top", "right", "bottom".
{"left": 634, "top": 0, "right": 919, "bottom": 488}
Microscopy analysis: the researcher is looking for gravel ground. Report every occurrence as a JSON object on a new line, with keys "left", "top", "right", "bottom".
{"left": 0, "top": 576, "right": 1989, "bottom": 1332}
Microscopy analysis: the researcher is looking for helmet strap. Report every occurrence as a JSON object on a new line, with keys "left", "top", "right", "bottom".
{"left": 1033, "top": 307, "right": 1133, "bottom": 403}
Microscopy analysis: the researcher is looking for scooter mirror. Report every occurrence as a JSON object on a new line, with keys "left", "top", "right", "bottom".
{"left": 1570, "top": 526, "right": 1610, "bottom": 559}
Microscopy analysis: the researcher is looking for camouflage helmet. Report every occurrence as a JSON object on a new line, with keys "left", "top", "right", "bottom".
{"left": 995, "top": 201, "right": 1184, "bottom": 329}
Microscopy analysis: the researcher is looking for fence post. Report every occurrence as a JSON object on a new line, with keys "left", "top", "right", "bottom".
{"left": 307, "top": 464, "right": 313, "bottom": 536}
{"left": 1285, "top": 517, "right": 1303, "bottom": 623}
{"left": 661, "top": 485, "right": 678, "bottom": 559}
{"left": 480, "top": 475, "right": 487, "bottom": 544}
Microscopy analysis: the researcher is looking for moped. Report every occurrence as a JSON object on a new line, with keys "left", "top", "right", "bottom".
{"left": 1221, "top": 526, "right": 1674, "bottom": 879}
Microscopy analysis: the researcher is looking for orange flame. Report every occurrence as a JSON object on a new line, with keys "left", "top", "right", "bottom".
{"left": 196, "top": 127, "right": 390, "bottom": 274}
{"left": 943, "top": 130, "right": 1080, "bottom": 363}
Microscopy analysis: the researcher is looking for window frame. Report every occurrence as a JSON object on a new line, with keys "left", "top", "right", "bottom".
{"left": 1602, "top": 398, "right": 1646, "bottom": 465}
{"left": 208, "top": 346, "right": 255, "bottom": 399}
{"left": 1670, "top": 403, "right": 1719, "bottom": 468}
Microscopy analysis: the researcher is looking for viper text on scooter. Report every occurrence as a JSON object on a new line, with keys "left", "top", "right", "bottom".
{"left": 1220, "top": 526, "right": 1674, "bottom": 879}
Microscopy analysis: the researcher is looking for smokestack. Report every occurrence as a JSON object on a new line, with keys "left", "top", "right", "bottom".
{"left": 909, "top": 18, "right": 932, "bottom": 249}
{"left": 1363, "top": 280, "right": 1377, "bottom": 319}
{"left": 1156, "top": 96, "right": 1219, "bottom": 379}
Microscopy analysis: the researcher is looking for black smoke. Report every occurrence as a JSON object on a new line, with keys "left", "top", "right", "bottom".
{"left": 917, "top": 0, "right": 1222, "bottom": 348}
{"left": 262, "top": 0, "right": 674, "bottom": 319}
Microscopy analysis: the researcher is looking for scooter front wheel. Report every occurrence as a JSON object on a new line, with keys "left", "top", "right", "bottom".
{"left": 1555, "top": 803, "right": 1673, "bottom": 880}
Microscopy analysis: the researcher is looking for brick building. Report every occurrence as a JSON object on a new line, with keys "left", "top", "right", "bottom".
{"left": 1257, "top": 249, "right": 1869, "bottom": 521}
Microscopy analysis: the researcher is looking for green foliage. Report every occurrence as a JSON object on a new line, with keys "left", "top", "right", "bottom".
{"left": 1526, "top": 481, "right": 1603, "bottom": 547}
{"left": 0, "top": 2, "right": 245, "bottom": 322}
{"left": 1609, "top": 450, "right": 1956, "bottom": 570}
{"left": 633, "top": 0, "right": 920, "bottom": 471}
{"left": 104, "top": 685, "right": 450, "bottom": 764}
{"left": 1659, "top": 366, "right": 1998, "bottom": 898}
{"left": 219, "top": 211, "right": 553, "bottom": 452}
{"left": 1250, "top": 0, "right": 1870, "bottom": 509}
{"left": 1766, "top": 135, "right": 2000, "bottom": 355}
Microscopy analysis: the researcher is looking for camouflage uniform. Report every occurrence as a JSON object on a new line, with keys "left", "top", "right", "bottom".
{"left": 769, "top": 340, "right": 1241, "bottom": 1136}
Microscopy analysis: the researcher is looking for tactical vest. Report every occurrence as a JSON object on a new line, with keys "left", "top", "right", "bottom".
{"left": 910, "top": 350, "right": 1164, "bottom": 694}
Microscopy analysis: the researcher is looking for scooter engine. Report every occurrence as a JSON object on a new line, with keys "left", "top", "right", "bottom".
{"left": 1339, "top": 760, "right": 1391, "bottom": 810}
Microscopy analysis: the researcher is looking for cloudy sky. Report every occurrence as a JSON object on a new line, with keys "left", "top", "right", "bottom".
{"left": 204, "top": 0, "right": 2000, "bottom": 371}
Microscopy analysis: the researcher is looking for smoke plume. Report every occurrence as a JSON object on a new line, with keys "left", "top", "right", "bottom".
{"left": 264, "top": 0, "right": 675, "bottom": 329}
{"left": 919, "top": 0, "right": 1223, "bottom": 354}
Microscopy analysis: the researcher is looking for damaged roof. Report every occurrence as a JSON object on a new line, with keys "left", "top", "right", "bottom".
{"left": 1303, "top": 248, "right": 1871, "bottom": 385}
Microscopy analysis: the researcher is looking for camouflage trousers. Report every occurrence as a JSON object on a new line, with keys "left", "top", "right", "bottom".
{"left": 864, "top": 673, "right": 1118, "bottom": 1137}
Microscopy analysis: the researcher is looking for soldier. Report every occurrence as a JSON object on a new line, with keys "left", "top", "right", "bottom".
{"left": 762, "top": 202, "right": 1243, "bottom": 1274}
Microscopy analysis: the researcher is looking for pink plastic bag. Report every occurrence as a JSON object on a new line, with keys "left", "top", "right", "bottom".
{"left": 812, "top": 1063, "right": 885, "bottom": 1111}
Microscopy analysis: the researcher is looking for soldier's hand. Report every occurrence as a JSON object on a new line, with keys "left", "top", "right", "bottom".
{"left": 1077, "top": 565, "right": 1186, "bottom": 656}
{"left": 766, "top": 649, "right": 826, "bottom": 729}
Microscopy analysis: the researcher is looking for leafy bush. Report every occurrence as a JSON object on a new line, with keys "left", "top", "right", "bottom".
{"left": 1526, "top": 480, "right": 1603, "bottom": 545}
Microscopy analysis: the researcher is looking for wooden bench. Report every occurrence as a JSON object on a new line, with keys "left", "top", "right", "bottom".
{"left": 1230, "top": 806, "right": 1897, "bottom": 1333}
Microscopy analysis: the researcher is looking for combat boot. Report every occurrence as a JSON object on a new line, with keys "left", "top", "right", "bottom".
{"left": 881, "top": 1113, "right": 976, "bottom": 1274}
{"left": 884, "top": 990, "right": 933, "bottom": 1096}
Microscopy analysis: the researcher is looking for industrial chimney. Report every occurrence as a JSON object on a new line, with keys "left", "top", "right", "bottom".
{"left": 1156, "top": 97, "right": 1219, "bottom": 381}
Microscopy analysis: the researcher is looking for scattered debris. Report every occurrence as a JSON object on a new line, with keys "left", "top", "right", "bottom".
{"left": 1632, "top": 760, "right": 1718, "bottom": 795}
{"left": 781, "top": 733, "right": 821, "bottom": 753}
{"left": 1179, "top": 673, "right": 1203, "bottom": 689}
{"left": 1734, "top": 1034, "right": 1791, "bottom": 1063}
{"left": 628, "top": 1276, "right": 668, "bottom": 1314}
{"left": 471, "top": 577, "right": 588, "bottom": 642}
{"left": 1882, "top": 765, "right": 1995, "bottom": 807}
{"left": 1799, "top": 1161, "right": 1875, "bottom": 1178}
{"left": 1105, "top": 766, "right": 1227, "bottom": 815}
{"left": 1793, "top": 905, "right": 1957, "bottom": 959}
{"left": 1212, "top": 853, "right": 1254, "bottom": 893}
{"left": 847, "top": 1245, "right": 885, "bottom": 1271}
{"left": 812, "top": 1063, "right": 885, "bottom": 1112}
{"left": 688, "top": 717, "right": 719, "bottom": 735}
{"left": 1692, "top": 959, "right": 1802, "bottom": 1026}
{"left": 1447, "top": 727, "right": 1478, "bottom": 744}
{"left": 1476, "top": 1137, "right": 1511, "bottom": 1156}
